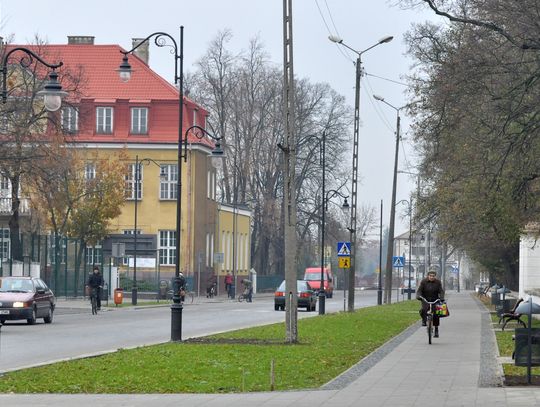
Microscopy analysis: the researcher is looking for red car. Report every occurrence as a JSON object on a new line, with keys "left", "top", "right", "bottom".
{"left": 274, "top": 280, "right": 317, "bottom": 312}
{"left": 0, "top": 276, "right": 56, "bottom": 325}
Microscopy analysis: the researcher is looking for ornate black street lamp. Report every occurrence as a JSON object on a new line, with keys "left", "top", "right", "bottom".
{"left": 131, "top": 156, "right": 166, "bottom": 305}
{"left": 317, "top": 129, "right": 349, "bottom": 315}
{"left": 1, "top": 47, "right": 67, "bottom": 111}
{"left": 183, "top": 125, "right": 225, "bottom": 169}
{"left": 319, "top": 187, "right": 349, "bottom": 315}
{"left": 118, "top": 27, "right": 185, "bottom": 341}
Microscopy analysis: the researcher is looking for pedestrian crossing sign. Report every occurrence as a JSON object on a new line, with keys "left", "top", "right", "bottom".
{"left": 392, "top": 256, "right": 405, "bottom": 268}
{"left": 337, "top": 242, "right": 351, "bottom": 257}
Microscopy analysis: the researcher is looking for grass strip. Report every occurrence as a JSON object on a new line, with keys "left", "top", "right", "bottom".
{"left": 0, "top": 300, "right": 419, "bottom": 393}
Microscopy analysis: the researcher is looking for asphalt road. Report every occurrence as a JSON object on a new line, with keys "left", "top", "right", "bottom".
{"left": 0, "top": 290, "right": 378, "bottom": 373}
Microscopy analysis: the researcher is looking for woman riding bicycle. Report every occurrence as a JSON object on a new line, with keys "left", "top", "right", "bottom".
{"left": 416, "top": 270, "right": 445, "bottom": 337}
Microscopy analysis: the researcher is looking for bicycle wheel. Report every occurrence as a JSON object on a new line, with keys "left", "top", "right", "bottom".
{"left": 427, "top": 316, "right": 432, "bottom": 345}
{"left": 238, "top": 294, "right": 244, "bottom": 302}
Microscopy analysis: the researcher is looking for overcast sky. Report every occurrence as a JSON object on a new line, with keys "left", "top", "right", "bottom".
{"left": 1, "top": 0, "right": 442, "bottom": 236}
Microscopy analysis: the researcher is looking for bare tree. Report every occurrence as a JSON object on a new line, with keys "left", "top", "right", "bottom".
{"left": 188, "top": 32, "right": 353, "bottom": 276}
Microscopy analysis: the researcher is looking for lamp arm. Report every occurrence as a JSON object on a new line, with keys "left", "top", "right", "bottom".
{"left": 121, "top": 32, "right": 178, "bottom": 56}
{"left": 121, "top": 32, "right": 180, "bottom": 83}
{"left": 2, "top": 47, "right": 63, "bottom": 104}
{"left": 183, "top": 125, "right": 224, "bottom": 162}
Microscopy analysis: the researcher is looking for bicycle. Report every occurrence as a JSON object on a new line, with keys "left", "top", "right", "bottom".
{"left": 238, "top": 288, "right": 252, "bottom": 302}
{"left": 419, "top": 297, "right": 442, "bottom": 344}
{"left": 167, "top": 288, "right": 194, "bottom": 303}
{"left": 206, "top": 283, "right": 217, "bottom": 298}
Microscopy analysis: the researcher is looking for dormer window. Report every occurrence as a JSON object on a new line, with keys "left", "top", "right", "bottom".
{"left": 62, "top": 106, "right": 79, "bottom": 133}
{"left": 96, "top": 107, "right": 113, "bottom": 134}
{"left": 131, "top": 107, "right": 148, "bottom": 134}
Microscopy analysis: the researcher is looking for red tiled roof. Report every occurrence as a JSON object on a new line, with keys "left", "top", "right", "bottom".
{"left": 8, "top": 44, "right": 203, "bottom": 108}
{"left": 6, "top": 43, "right": 212, "bottom": 146}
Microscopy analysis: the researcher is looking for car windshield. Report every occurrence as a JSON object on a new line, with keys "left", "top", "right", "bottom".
{"left": 0, "top": 278, "right": 34, "bottom": 293}
{"left": 276, "top": 281, "right": 311, "bottom": 292}
{"left": 304, "top": 273, "right": 327, "bottom": 281}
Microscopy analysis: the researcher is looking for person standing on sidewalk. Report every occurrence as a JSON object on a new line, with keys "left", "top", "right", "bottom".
{"left": 416, "top": 270, "right": 445, "bottom": 337}
{"left": 224, "top": 271, "right": 233, "bottom": 299}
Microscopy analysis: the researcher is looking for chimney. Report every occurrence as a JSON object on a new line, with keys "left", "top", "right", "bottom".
{"left": 132, "top": 38, "right": 149, "bottom": 65}
{"left": 67, "top": 36, "right": 95, "bottom": 45}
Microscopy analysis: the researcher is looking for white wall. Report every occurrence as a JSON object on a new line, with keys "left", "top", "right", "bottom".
{"left": 519, "top": 232, "right": 540, "bottom": 304}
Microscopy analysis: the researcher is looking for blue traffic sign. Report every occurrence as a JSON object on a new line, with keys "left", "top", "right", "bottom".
{"left": 337, "top": 242, "right": 351, "bottom": 257}
{"left": 392, "top": 256, "right": 405, "bottom": 268}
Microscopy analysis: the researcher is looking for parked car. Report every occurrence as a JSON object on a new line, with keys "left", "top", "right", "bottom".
{"left": 274, "top": 280, "right": 317, "bottom": 312}
{"left": 0, "top": 276, "right": 56, "bottom": 325}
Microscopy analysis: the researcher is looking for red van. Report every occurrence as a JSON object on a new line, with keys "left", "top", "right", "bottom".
{"left": 303, "top": 267, "right": 333, "bottom": 298}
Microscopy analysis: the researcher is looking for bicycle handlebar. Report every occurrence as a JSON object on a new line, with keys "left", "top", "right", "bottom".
{"left": 418, "top": 297, "right": 443, "bottom": 304}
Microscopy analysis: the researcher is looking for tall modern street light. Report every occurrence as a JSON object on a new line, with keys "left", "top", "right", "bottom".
{"left": 397, "top": 199, "right": 413, "bottom": 299}
{"left": 131, "top": 156, "right": 166, "bottom": 305}
{"left": 328, "top": 34, "right": 393, "bottom": 311}
{"left": 373, "top": 94, "right": 405, "bottom": 304}
{"left": 1, "top": 47, "right": 67, "bottom": 111}
{"left": 118, "top": 27, "right": 185, "bottom": 341}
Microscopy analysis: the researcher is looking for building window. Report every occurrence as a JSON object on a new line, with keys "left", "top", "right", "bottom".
{"left": 159, "top": 164, "right": 177, "bottom": 200}
{"left": 159, "top": 230, "right": 176, "bottom": 266}
{"left": 86, "top": 245, "right": 102, "bottom": 265}
{"left": 131, "top": 107, "right": 148, "bottom": 134}
{"left": 85, "top": 163, "right": 96, "bottom": 180}
{"left": 0, "top": 175, "right": 9, "bottom": 193}
{"left": 96, "top": 107, "right": 113, "bottom": 134}
{"left": 62, "top": 106, "right": 78, "bottom": 133}
{"left": 125, "top": 164, "right": 142, "bottom": 200}
{"left": 0, "top": 228, "right": 9, "bottom": 260}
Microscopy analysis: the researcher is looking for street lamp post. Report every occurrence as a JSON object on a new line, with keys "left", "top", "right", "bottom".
{"left": 397, "top": 199, "right": 413, "bottom": 299}
{"left": 378, "top": 199, "right": 383, "bottom": 305}
{"left": 320, "top": 188, "right": 349, "bottom": 315}
{"left": 317, "top": 130, "right": 349, "bottom": 315}
{"left": 328, "top": 35, "right": 393, "bottom": 311}
{"left": 118, "top": 27, "right": 185, "bottom": 341}
{"left": 1, "top": 47, "right": 67, "bottom": 111}
{"left": 132, "top": 156, "right": 166, "bottom": 305}
{"left": 373, "top": 94, "right": 404, "bottom": 304}
{"left": 1, "top": 47, "right": 67, "bottom": 291}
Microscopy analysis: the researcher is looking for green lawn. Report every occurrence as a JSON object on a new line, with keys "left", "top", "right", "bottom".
{"left": 0, "top": 301, "right": 419, "bottom": 394}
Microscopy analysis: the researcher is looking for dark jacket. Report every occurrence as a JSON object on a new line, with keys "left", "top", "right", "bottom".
{"left": 416, "top": 277, "right": 444, "bottom": 302}
{"left": 87, "top": 272, "right": 104, "bottom": 288}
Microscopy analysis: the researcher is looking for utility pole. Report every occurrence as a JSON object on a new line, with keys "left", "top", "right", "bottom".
{"left": 282, "top": 0, "right": 298, "bottom": 343}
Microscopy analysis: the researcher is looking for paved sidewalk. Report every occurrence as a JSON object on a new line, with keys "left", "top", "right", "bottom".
{"left": 2, "top": 291, "right": 540, "bottom": 406}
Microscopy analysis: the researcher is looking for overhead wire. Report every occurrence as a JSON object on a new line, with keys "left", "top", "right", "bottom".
{"left": 314, "top": 0, "right": 354, "bottom": 63}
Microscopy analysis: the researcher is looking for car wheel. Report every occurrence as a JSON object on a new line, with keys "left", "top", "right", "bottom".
{"left": 44, "top": 305, "right": 54, "bottom": 324}
{"left": 27, "top": 307, "right": 37, "bottom": 325}
{"left": 0, "top": 319, "right": 4, "bottom": 325}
